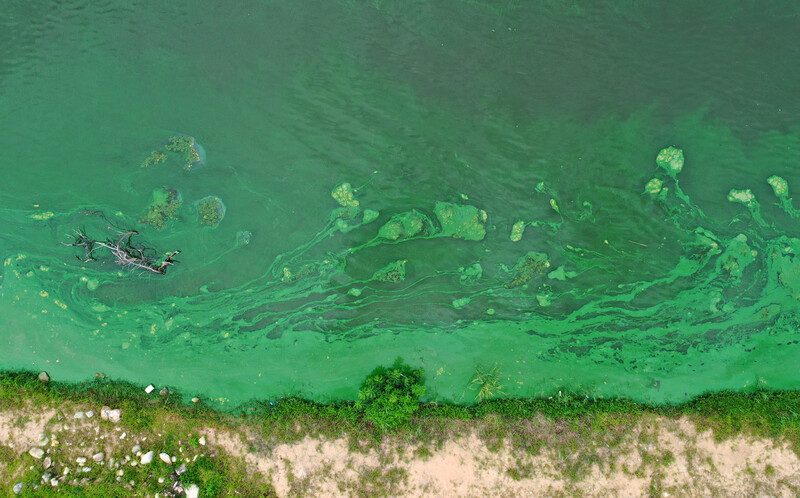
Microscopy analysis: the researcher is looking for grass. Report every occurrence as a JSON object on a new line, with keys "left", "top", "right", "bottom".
{"left": 1, "top": 369, "right": 799, "bottom": 494}
{"left": 470, "top": 364, "right": 503, "bottom": 401}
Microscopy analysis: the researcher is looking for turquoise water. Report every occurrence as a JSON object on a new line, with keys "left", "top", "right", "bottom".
{"left": 2, "top": 1, "right": 800, "bottom": 405}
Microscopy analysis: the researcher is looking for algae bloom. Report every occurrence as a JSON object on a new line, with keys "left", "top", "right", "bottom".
{"left": 139, "top": 188, "right": 182, "bottom": 230}
{"left": 656, "top": 146, "right": 684, "bottom": 175}
{"left": 197, "top": 196, "right": 226, "bottom": 227}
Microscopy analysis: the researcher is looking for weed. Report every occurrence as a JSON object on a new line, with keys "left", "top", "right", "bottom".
{"left": 470, "top": 364, "right": 503, "bottom": 401}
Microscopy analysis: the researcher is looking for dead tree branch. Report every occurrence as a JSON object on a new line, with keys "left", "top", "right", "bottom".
{"left": 63, "top": 228, "right": 179, "bottom": 275}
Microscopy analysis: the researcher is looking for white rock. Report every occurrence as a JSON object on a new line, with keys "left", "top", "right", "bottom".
{"left": 140, "top": 451, "right": 154, "bottom": 465}
{"left": 185, "top": 484, "right": 200, "bottom": 498}
{"left": 159, "top": 453, "right": 171, "bottom": 464}
{"left": 145, "top": 384, "right": 155, "bottom": 394}
{"left": 76, "top": 457, "right": 86, "bottom": 465}
{"left": 131, "top": 445, "right": 141, "bottom": 454}
{"left": 85, "top": 411, "right": 94, "bottom": 418}
{"left": 13, "top": 482, "right": 23, "bottom": 494}
{"left": 82, "top": 467, "right": 92, "bottom": 473}
{"left": 29, "top": 448, "right": 45, "bottom": 459}
{"left": 100, "top": 407, "right": 122, "bottom": 423}
{"left": 73, "top": 411, "right": 84, "bottom": 419}
{"left": 115, "top": 470, "right": 124, "bottom": 477}
{"left": 43, "top": 457, "right": 52, "bottom": 469}
{"left": 63, "top": 467, "right": 70, "bottom": 476}
{"left": 120, "top": 432, "right": 126, "bottom": 439}
{"left": 50, "top": 478, "right": 58, "bottom": 487}
{"left": 92, "top": 452, "right": 104, "bottom": 463}
{"left": 198, "top": 436, "right": 206, "bottom": 446}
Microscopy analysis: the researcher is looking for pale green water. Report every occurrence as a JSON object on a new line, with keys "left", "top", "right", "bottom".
{"left": 2, "top": 1, "right": 800, "bottom": 406}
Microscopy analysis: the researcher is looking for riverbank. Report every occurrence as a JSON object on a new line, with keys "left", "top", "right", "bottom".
{"left": 1, "top": 370, "right": 799, "bottom": 496}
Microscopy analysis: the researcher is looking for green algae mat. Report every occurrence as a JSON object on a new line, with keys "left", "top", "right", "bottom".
{"left": 2, "top": 1, "right": 800, "bottom": 406}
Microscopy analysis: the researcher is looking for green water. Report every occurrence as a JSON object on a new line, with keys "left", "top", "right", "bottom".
{"left": 2, "top": 1, "right": 800, "bottom": 406}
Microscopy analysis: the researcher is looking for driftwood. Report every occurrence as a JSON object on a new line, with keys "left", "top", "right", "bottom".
{"left": 64, "top": 228, "right": 179, "bottom": 275}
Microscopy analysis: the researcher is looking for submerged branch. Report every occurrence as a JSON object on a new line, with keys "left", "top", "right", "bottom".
{"left": 63, "top": 228, "right": 179, "bottom": 275}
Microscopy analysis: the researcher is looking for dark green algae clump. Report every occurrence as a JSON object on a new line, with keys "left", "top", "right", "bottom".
{"left": 196, "top": 196, "right": 226, "bottom": 228}
{"left": 139, "top": 187, "right": 182, "bottom": 230}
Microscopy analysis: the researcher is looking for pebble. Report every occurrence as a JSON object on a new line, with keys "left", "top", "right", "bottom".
{"left": 43, "top": 457, "right": 52, "bottom": 469}
{"left": 13, "top": 482, "right": 23, "bottom": 494}
{"left": 63, "top": 468, "right": 70, "bottom": 476}
{"left": 92, "top": 452, "right": 104, "bottom": 463}
{"left": 50, "top": 478, "right": 58, "bottom": 487}
{"left": 132, "top": 445, "right": 141, "bottom": 454}
{"left": 199, "top": 436, "right": 206, "bottom": 446}
{"left": 81, "top": 467, "right": 92, "bottom": 473}
{"left": 159, "top": 387, "right": 169, "bottom": 396}
{"left": 29, "top": 448, "right": 45, "bottom": 459}
{"left": 76, "top": 457, "right": 86, "bottom": 465}
{"left": 120, "top": 432, "right": 126, "bottom": 440}
{"left": 145, "top": 385, "right": 155, "bottom": 394}
{"left": 37, "top": 371, "right": 50, "bottom": 383}
{"left": 176, "top": 463, "right": 187, "bottom": 476}
{"left": 185, "top": 484, "right": 200, "bottom": 498}
{"left": 140, "top": 451, "right": 154, "bottom": 465}
{"left": 85, "top": 410, "right": 94, "bottom": 418}
{"left": 191, "top": 397, "right": 200, "bottom": 403}
{"left": 159, "top": 452, "right": 171, "bottom": 464}
{"left": 73, "top": 411, "right": 84, "bottom": 419}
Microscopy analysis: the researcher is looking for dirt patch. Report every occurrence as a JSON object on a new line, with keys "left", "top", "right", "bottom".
{"left": 0, "top": 405, "right": 57, "bottom": 451}
{"left": 2, "top": 406, "right": 800, "bottom": 496}
{"left": 210, "top": 416, "right": 800, "bottom": 496}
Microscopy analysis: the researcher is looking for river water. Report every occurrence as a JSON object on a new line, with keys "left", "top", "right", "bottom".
{"left": 2, "top": 1, "right": 800, "bottom": 405}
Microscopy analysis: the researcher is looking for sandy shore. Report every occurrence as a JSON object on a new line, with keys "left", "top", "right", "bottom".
{"left": 2, "top": 401, "right": 799, "bottom": 496}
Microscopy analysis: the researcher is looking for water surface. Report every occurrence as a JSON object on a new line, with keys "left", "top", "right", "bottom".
{"left": 2, "top": 0, "right": 800, "bottom": 405}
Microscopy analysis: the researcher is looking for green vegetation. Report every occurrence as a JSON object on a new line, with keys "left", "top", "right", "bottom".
{"left": 470, "top": 364, "right": 503, "bottom": 401}
{"left": 356, "top": 358, "right": 426, "bottom": 430}
{"left": 1, "top": 368, "right": 799, "bottom": 494}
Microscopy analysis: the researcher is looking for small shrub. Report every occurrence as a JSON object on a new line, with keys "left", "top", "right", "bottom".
{"left": 356, "top": 358, "right": 425, "bottom": 430}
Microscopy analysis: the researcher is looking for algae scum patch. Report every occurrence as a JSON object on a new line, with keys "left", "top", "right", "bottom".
{"left": 5, "top": 124, "right": 800, "bottom": 405}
